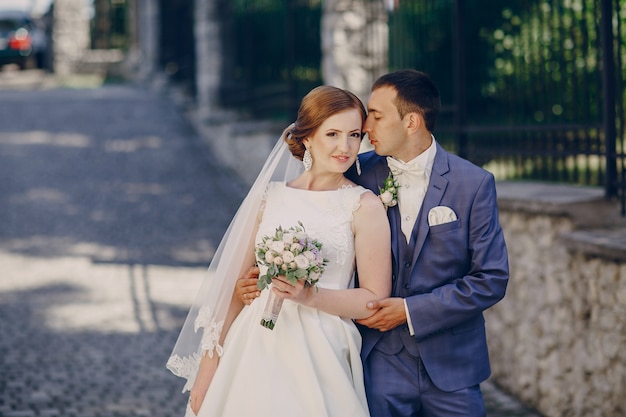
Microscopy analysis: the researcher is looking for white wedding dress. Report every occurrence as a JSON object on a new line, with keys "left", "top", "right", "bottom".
{"left": 187, "top": 182, "right": 371, "bottom": 417}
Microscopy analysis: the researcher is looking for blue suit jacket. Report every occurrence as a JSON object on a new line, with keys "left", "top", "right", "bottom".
{"left": 347, "top": 144, "right": 509, "bottom": 392}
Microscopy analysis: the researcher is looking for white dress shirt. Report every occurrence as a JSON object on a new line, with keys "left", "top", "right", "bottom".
{"left": 386, "top": 138, "right": 437, "bottom": 243}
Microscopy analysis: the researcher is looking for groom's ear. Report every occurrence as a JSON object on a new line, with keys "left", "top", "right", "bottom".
{"left": 404, "top": 112, "right": 422, "bottom": 134}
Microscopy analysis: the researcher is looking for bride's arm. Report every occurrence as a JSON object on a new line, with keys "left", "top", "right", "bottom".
{"left": 274, "top": 191, "right": 391, "bottom": 319}
{"left": 190, "top": 247, "right": 257, "bottom": 413}
{"left": 189, "top": 204, "right": 264, "bottom": 413}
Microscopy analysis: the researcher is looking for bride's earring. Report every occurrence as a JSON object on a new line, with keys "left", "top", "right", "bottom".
{"left": 356, "top": 156, "right": 361, "bottom": 176}
{"left": 303, "top": 148, "right": 313, "bottom": 171}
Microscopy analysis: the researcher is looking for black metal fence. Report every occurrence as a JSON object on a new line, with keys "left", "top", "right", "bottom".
{"left": 90, "top": 0, "right": 197, "bottom": 93}
{"left": 219, "top": 0, "right": 625, "bottom": 214}
{"left": 387, "top": 0, "right": 624, "bottom": 214}
{"left": 219, "top": 0, "right": 323, "bottom": 120}
{"left": 158, "top": 0, "right": 196, "bottom": 91}
{"left": 91, "top": 0, "right": 129, "bottom": 49}
{"left": 90, "top": 0, "right": 625, "bottom": 215}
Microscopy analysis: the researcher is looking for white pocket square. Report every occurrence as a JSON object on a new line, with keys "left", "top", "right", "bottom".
{"left": 428, "top": 206, "right": 458, "bottom": 226}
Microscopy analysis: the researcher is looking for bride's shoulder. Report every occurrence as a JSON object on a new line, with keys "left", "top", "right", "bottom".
{"left": 267, "top": 181, "right": 282, "bottom": 187}
{"left": 356, "top": 188, "right": 382, "bottom": 207}
{"left": 342, "top": 185, "right": 380, "bottom": 211}
{"left": 262, "top": 181, "right": 285, "bottom": 200}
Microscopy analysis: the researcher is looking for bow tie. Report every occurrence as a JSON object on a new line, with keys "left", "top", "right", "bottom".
{"left": 386, "top": 157, "right": 425, "bottom": 176}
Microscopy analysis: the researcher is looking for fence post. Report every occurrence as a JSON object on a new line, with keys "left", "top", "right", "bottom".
{"left": 453, "top": 0, "right": 467, "bottom": 159}
{"left": 601, "top": 0, "right": 617, "bottom": 198}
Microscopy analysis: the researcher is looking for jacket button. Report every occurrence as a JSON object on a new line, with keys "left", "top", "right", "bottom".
{"left": 404, "top": 261, "right": 411, "bottom": 268}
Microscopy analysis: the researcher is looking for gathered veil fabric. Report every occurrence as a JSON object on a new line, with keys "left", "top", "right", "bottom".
{"left": 166, "top": 128, "right": 304, "bottom": 392}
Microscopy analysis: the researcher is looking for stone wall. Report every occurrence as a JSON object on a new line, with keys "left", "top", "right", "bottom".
{"left": 52, "top": 0, "right": 90, "bottom": 75}
{"left": 193, "top": 0, "right": 221, "bottom": 115}
{"left": 321, "top": 0, "right": 388, "bottom": 103}
{"left": 488, "top": 182, "right": 626, "bottom": 417}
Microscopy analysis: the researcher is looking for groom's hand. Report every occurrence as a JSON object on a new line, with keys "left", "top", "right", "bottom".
{"left": 355, "top": 297, "right": 407, "bottom": 332}
{"left": 235, "top": 266, "right": 261, "bottom": 305}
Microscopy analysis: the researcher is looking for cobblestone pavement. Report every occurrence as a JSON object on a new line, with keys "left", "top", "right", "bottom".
{"left": 0, "top": 74, "right": 543, "bottom": 417}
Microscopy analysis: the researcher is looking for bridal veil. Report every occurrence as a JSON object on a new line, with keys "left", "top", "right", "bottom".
{"left": 166, "top": 125, "right": 302, "bottom": 392}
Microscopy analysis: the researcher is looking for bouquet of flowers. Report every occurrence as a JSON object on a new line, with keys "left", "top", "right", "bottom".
{"left": 255, "top": 221, "right": 328, "bottom": 330}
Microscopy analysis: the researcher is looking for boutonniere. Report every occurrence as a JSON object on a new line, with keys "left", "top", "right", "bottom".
{"left": 378, "top": 172, "right": 398, "bottom": 208}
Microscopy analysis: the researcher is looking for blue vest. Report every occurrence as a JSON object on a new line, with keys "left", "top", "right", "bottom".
{"left": 375, "top": 209, "right": 421, "bottom": 357}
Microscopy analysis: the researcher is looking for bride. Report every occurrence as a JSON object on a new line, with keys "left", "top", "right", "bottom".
{"left": 167, "top": 85, "right": 391, "bottom": 417}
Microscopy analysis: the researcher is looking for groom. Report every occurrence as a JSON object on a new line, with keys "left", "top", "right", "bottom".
{"left": 237, "top": 69, "right": 509, "bottom": 417}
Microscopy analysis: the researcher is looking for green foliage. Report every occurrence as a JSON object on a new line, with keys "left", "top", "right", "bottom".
{"left": 388, "top": 0, "right": 623, "bottom": 190}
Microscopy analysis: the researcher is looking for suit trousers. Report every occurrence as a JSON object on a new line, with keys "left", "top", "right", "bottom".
{"left": 364, "top": 345, "right": 486, "bottom": 417}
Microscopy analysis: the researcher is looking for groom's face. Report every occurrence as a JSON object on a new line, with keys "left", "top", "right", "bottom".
{"left": 364, "top": 86, "right": 410, "bottom": 161}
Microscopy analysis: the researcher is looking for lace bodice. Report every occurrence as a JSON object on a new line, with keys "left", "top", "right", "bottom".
{"left": 256, "top": 182, "right": 368, "bottom": 291}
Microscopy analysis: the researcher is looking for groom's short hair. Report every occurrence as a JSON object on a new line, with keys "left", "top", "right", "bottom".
{"left": 372, "top": 69, "right": 441, "bottom": 132}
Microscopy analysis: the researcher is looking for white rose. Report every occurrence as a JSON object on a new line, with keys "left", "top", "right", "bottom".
{"left": 294, "top": 254, "right": 310, "bottom": 269}
{"left": 282, "top": 232, "right": 295, "bottom": 243}
{"left": 380, "top": 190, "right": 394, "bottom": 205}
{"left": 290, "top": 243, "right": 303, "bottom": 253}
{"left": 303, "top": 250, "right": 316, "bottom": 261}
{"left": 270, "top": 240, "right": 285, "bottom": 252}
{"left": 282, "top": 251, "right": 295, "bottom": 263}
{"left": 295, "top": 231, "right": 307, "bottom": 241}
{"left": 264, "top": 252, "right": 275, "bottom": 263}
{"left": 274, "top": 256, "right": 284, "bottom": 266}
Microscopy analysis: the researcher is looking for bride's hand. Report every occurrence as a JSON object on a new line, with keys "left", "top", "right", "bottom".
{"left": 189, "top": 388, "right": 206, "bottom": 415}
{"left": 189, "top": 353, "right": 219, "bottom": 414}
{"left": 272, "top": 277, "right": 313, "bottom": 306}
{"left": 235, "top": 266, "right": 261, "bottom": 305}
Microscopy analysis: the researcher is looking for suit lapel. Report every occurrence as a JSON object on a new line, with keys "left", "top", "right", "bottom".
{"left": 410, "top": 144, "right": 450, "bottom": 265}
{"left": 387, "top": 204, "right": 401, "bottom": 276}
{"left": 374, "top": 159, "right": 401, "bottom": 269}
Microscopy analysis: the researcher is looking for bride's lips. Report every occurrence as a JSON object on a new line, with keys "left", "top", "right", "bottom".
{"left": 333, "top": 155, "right": 352, "bottom": 163}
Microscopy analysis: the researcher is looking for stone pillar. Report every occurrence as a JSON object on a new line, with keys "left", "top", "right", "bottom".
{"left": 321, "top": 0, "right": 388, "bottom": 104}
{"left": 132, "top": 0, "right": 160, "bottom": 83}
{"left": 52, "top": 0, "right": 90, "bottom": 75}
{"left": 194, "top": 0, "right": 222, "bottom": 117}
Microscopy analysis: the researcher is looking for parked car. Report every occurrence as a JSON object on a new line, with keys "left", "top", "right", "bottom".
{"left": 0, "top": 10, "right": 48, "bottom": 70}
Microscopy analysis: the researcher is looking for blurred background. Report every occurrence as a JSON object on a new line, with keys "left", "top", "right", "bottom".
{"left": 1, "top": 0, "right": 624, "bottom": 206}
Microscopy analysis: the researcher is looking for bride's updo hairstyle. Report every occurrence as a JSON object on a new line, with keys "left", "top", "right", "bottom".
{"left": 283, "top": 85, "right": 366, "bottom": 161}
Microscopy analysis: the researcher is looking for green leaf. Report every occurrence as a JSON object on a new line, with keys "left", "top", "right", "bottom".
{"left": 258, "top": 275, "right": 270, "bottom": 290}
{"left": 268, "top": 264, "right": 278, "bottom": 277}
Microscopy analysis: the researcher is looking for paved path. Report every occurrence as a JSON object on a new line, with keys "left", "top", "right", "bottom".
{"left": 0, "top": 74, "right": 543, "bottom": 417}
